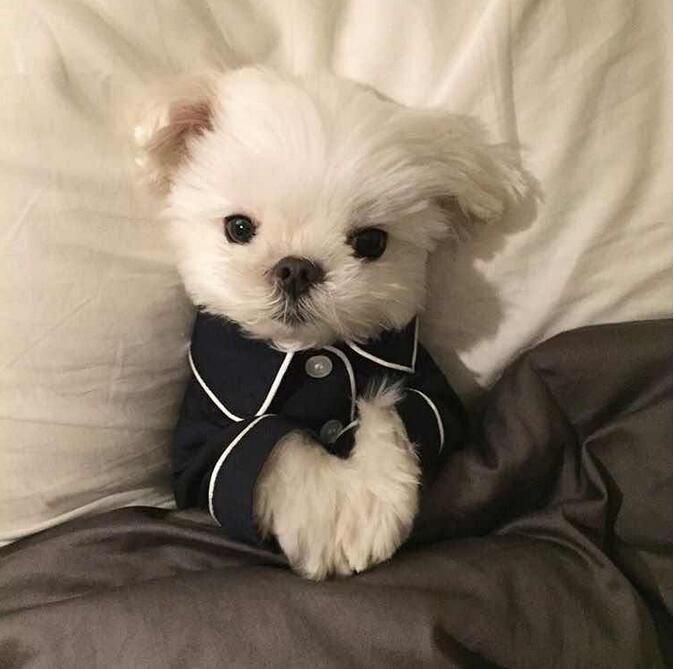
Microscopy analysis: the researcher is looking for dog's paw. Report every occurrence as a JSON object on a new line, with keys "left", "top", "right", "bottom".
{"left": 334, "top": 390, "right": 420, "bottom": 573}
{"left": 254, "top": 388, "right": 420, "bottom": 580}
{"left": 254, "top": 430, "right": 349, "bottom": 580}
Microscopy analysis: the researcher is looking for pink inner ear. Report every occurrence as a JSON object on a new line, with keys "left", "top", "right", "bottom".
{"left": 142, "top": 97, "right": 214, "bottom": 191}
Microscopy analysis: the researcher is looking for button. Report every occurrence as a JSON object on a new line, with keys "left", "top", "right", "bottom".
{"left": 320, "top": 419, "right": 344, "bottom": 445}
{"left": 305, "top": 354, "right": 333, "bottom": 379}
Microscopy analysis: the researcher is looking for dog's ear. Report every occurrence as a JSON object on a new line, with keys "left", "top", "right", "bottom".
{"left": 399, "top": 110, "right": 527, "bottom": 226}
{"left": 133, "top": 76, "right": 216, "bottom": 194}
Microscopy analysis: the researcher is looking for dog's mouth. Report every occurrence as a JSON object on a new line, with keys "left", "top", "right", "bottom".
{"left": 273, "top": 295, "right": 313, "bottom": 326}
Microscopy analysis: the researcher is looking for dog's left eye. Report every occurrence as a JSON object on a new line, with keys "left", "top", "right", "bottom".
{"left": 224, "top": 215, "right": 256, "bottom": 244}
{"left": 348, "top": 228, "right": 388, "bottom": 260}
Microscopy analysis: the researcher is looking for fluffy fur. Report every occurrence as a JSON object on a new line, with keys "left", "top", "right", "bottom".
{"left": 255, "top": 384, "right": 419, "bottom": 579}
{"left": 136, "top": 67, "right": 524, "bottom": 579}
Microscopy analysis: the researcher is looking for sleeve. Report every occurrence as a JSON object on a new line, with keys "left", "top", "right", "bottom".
{"left": 171, "top": 376, "right": 304, "bottom": 546}
{"left": 396, "top": 347, "right": 469, "bottom": 483}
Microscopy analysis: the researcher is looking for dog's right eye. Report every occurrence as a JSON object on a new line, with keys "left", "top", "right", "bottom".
{"left": 224, "top": 215, "right": 256, "bottom": 244}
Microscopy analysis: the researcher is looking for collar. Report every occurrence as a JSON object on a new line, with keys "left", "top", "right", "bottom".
{"left": 347, "top": 318, "right": 418, "bottom": 374}
{"left": 188, "top": 312, "right": 419, "bottom": 421}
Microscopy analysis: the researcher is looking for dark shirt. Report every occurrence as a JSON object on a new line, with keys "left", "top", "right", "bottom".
{"left": 173, "top": 311, "right": 467, "bottom": 546}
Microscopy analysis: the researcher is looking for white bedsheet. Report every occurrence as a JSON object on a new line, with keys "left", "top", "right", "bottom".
{"left": 0, "top": 0, "right": 670, "bottom": 541}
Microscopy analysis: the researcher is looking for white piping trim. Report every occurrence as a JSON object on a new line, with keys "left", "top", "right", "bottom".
{"left": 208, "top": 414, "right": 273, "bottom": 520}
{"left": 347, "top": 318, "right": 419, "bottom": 374}
{"left": 347, "top": 341, "right": 413, "bottom": 372}
{"left": 324, "top": 346, "right": 357, "bottom": 421}
{"left": 408, "top": 388, "right": 445, "bottom": 453}
{"left": 188, "top": 348, "right": 243, "bottom": 422}
{"left": 256, "top": 350, "right": 294, "bottom": 416}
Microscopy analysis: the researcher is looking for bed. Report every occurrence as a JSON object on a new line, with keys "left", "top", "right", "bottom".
{"left": 0, "top": 1, "right": 671, "bottom": 666}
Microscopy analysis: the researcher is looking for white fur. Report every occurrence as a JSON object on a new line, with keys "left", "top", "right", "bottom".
{"left": 135, "top": 67, "right": 524, "bottom": 578}
{"left": 254, "top": 385, "right": 420, "bottom": 579}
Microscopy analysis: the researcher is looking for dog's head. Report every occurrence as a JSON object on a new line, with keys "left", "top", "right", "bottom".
{"left": 136, "top": 67, "right": 524, "bottom": 349}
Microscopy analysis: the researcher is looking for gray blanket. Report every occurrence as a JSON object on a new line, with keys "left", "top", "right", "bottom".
{"left": 0, "top": 320, "right": 671, "bottom": 668}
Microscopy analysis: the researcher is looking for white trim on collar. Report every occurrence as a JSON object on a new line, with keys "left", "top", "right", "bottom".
{"left": 256, "top": 350, "right": 294, "bottom": 416}
{"left": 408, "top": 388, "right": 444, "bottom": 452}
{"left": 189, "top": 348, "right": 243, "bottom": 422}
{"left": 347, "top": 318, "right": 419, "bottom": 374}
{"left": 324, "top": 346, "right": 357, "bottom": 422}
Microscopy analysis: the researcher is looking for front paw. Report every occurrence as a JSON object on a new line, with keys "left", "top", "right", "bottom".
{"left": 254, "top": 430, "right": 351, "bottom": 580}
{"left": 253, "top": 394, "right": 420, "bottom": 580}
{"left": 334, "top": 390, "right": 420, "bottom": 573}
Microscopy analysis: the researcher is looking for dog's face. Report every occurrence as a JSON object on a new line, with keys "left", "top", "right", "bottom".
{"left": 137, "top": 68, "right": 523, "bottom": 349}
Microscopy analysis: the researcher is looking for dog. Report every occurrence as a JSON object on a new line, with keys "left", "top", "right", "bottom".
{"left": 135, "top": 67, "right": 524, "bottom": 579}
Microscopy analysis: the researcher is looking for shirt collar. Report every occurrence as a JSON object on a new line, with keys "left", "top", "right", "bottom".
{"left": 347, "top": 317, "right": 418, "bottom": 373}
{"left": 189, "top": 312, "right": 418, "bottom": 420}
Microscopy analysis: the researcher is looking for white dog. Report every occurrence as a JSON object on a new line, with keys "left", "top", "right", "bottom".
{"left": 135, "top": 67, "right": 524, "bottom": 579}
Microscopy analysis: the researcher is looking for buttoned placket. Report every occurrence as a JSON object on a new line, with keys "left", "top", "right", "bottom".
{"left": 300, "top": 346, "right": 358, "bottom": 447}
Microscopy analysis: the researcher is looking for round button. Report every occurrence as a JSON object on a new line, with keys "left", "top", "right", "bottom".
{"left": 320, "top": 419, "right": 344, "bottom": 445}
{"left": 305, "top": 354, "right": 333, "bottom": 379}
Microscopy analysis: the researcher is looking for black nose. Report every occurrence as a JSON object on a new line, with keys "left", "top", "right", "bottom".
{"left": 272, "top": 257, "right": 325, "bottom": 298}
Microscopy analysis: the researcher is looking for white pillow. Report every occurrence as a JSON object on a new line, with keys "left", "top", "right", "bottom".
{"left": 1, "top": 0, "right": 670, "bottom": 542}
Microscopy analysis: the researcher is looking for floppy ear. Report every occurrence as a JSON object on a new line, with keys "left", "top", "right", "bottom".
{"left": 133, "top": 76, "right": 216, "bottom": 194}
{"left": 402, "top": 111, "right": 527, "bottom": 225}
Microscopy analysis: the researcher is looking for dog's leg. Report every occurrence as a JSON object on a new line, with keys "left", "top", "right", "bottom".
{"left": 254, "top": 386, "right": 420, "bottom": 579}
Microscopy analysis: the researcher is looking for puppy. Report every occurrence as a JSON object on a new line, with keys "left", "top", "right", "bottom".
{"left": 135, "top": 67, "right": 524, "bottom": 579}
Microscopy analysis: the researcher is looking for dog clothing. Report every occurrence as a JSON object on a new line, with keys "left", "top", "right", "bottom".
{"left": 173, "top": 311, "right": 467, "bottom": 545}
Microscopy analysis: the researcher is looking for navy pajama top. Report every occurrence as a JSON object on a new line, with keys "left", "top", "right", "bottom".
{"left": 172, "top": 312, "right": 467, "bottom": 546}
